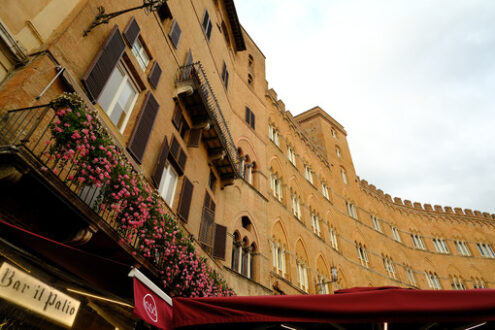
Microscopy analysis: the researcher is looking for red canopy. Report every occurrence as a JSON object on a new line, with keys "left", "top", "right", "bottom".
{"left": 170, "top": 287, "right": 495, "bottom": 329}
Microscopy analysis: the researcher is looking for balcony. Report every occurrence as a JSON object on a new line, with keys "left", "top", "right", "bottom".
{"left": 0, "top": 102, "right": 165, "bottom": 297}
{"left": 176, "top": 62, "right": 240, "bottom": 186}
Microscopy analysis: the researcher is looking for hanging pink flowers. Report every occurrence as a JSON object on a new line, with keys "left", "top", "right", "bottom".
{"left": 46, "top": 93, "right": 233, "bottom": 297}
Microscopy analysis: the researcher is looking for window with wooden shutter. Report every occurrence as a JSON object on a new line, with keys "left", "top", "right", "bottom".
{"left": 172, "top": 104, "right": 183, "bottom": 130}
{"left": 199, "top": 191, "right": 216, "bottom": 248}
{"left": 221, "top": 62, "right": 229, "bottom": 89}
{"left": 82, "top": 25, "right": 126, "bottom": 102}
{"left": 187, "top": 128, "right": 202, "bottom": 148}
{"left": 127, "top": 92, "right": 159, "bottom": 163}
{"left": 151, "top": 136, "right": 169, "bottom": 187}
{"left": 171, "top": 104, "right": 190, "bottom": 139}
{"left": 123, "top": 17, "right": 141, "bottom": 47}
{"left": 213, "top": 224, "right": 227, "bottom": 259}
{"left": 245, "top": 107, "right": 255, "bottom": 129}
{"left": 148, "top": 61, "right": 162, "bottom": 89}
{"left": 177, "top": 176, "right": 194, "bottom": 222}
{"left": 169, "top": 20, "right": 182, "bottom": 48}
{"left": 168, "top": 135, "right": 187, "bottom": 175}
{"left": 202, "top": 10, "right": 213, "bottom": 41}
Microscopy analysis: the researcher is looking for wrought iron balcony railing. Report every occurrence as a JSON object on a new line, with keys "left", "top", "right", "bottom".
{"left": 0, "top": 103, "right": 158, "bottom": 268}
{"left": 176, "top": 62, "right": 241, "bottom": 179}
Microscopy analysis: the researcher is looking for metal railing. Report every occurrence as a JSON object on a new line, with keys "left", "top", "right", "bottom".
{"left": 176, "top": 62, "right": 240, "bottom": 177}
{"left": 0, "top": 104, "right": 144, "bottom": 253}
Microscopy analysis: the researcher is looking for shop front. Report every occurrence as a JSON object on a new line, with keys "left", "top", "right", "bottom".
{"left": 0, "top": 219, "right": 141, "bottom": 329}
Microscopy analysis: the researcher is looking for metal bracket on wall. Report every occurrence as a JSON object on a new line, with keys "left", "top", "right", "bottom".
{"left": 83, "top": 0, "right": 165, "bottom": 36}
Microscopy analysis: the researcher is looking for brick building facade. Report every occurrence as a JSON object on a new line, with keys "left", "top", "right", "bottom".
{"left": 0, "top": 0, "right": 494, "bottom": 327}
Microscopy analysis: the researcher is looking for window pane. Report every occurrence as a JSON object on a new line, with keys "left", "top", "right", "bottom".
{"left": 159, "top": 165, "right": 178, "bottom": 206}
{"left": 98, "top": 66, "right": 124, "bottom": 113}
{"left": 164, "top": 168, "right": 178, "bottom": 205}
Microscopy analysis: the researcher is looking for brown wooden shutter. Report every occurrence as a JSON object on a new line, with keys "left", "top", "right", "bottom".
{"left": 169, "top": 21, "right": 182, "bottom": 48}
{"left": 127, "top": 92, "right": 159, "bottom": 163}
{"left": 177, "top": 177, "right": 194, "bottom": 222}
{"left": 245, "top": 107, "right": 250, "bottom": 123}
{"left": 148, "top": 62, "right": 162, "bottom": 89}
{"left": 212, "top": 224, "right": 227, "bottom": 259}
{"left": 204, "top": 191, "right": 211, "bottom": 210}
{"left": 198, "top": 208, "right": 214, "bottom": 247}
{"left": 123, "top": 17, "right": 141, "bottom": 47}
{"left": 177, "top": 149, "right": 187, "bottom": 171}
{"left": 82, "top": 25, "right": 126, "bottom": 102}
{"left": 187, "top": 128, "right": 202, "bottom": 147}
{"left": 151, "top": 136, "right": 169, "bottom": 187}
{"left": 199, "top": 191, "right": 215, "bottom": 247}
{"left": 168, "top": 135, "right": 187, "bottom": 175}
{"left": 172, "top": 105, "right": 183, "bottom": 130}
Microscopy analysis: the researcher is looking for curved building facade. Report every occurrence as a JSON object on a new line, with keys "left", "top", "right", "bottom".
{"left": 0, "top": 4, "right": 493, "bottom": 327}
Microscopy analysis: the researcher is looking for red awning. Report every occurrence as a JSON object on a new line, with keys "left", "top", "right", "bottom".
{"left": 170, "top": 287, "right": 495, "bottom": 329}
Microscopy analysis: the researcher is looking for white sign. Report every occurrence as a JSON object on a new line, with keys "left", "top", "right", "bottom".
{"left": 0, "top": 262, "right": 80, "bottom": 327}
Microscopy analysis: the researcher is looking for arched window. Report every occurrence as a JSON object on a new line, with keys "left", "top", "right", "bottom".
{"left": 231, "top": 232, "right": 241, "bottom": 272}
{"left": 341, "top": 168, "right": 348, "bottom": 185}
{"left": 270, "top": 171, "right": 283, "bottom": 201}
{"left": 271, "top": 239, "right": 287, "bottom": 277}
{"left": 451, "top": 275, "right": 466, "bottom": 290}
{"left": 425, "top": 271, "right": 442, "bottom": 289}
{"left": 232, "top": 218, "right": 257, "bottom": 280}
{"left": 238, "top": 148, "right": 255, "bottom": 185}
{"left": 355, "top": 242, "right": 369, "bottom": 267}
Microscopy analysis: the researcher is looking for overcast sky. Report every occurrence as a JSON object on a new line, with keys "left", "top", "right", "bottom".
{"left": 236, "top": 0, "right": 495, "bottom": 214}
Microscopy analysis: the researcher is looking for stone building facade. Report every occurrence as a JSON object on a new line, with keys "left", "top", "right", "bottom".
{"left": 0, "top": 1, "right": 494, "bottom": 326}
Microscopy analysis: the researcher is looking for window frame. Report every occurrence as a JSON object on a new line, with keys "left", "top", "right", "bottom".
{"left": 158, "top": 163, "right": 179, "bottom": 207}
{"left": 131, "top": 37, "right": 151, "bottom": 71}
{"left": 391, "top": 226, "right": 401, "bottom": 242}
{"left": 270, "top": 172, "right": 283, "bottom": 201}
{"left": 304, "top": 165, "right": 314, "bottom": 184}
{"left": 346, "top": 201, "right": 358, "bottom": 219}
{"left": 425, "top": 272, "right": 442, "bottom": 290}
{"left": 371, "top": 215, "right": 382, "bottom": 233}
{"left": 201, "top": 9, "right": 213, "bottom": 41}
{"left": 329, "top": 227, "right": 338, "bottom": 250}
{"left": 288, "top": 146, "right": 297, "bottom": 166}
{"left": 454, "top": 240, "right": 471, "bottom": 256}
{"left": 310, "top": 211, "right": 321, "bottom": 236}
{"left": 296, "top": 260, "right": 309, "bottom": 291}
{"left": 245, "top": 107, "right": 255, "bottom": 129}
{"left": 411, "top": 234, "right": 426, "bottom": 250}
{"left": 433, "top": 238, "right": 450, "bottom": 254}
{"left": 477, "top": 243, "right": 495, "bottom": 258}
{"left": 321, "top": 182, "right": 330, "bottom": 200}
{"left": 291, "top": 193, "right": 302, "bottom": 219}
{"left": 383, "top": 256, "right": 396, "bottom": 279}
{"left": 268, "top": 124, "right": 280, "bottom": 147}
{"left": 341, "top": 168, "right": 348, "bottom": 185}
{"left": 356, "top": 243, "right": 369, "bottom": 268}
{"left": 169, "top": 20, "right": 182, "bottom": 48}
{"left": 451, "top": 276, "right": 466, "bottom": 290}
{"left": 405, "top": 267, "right": 416, "bottom": 286}
{"left": 97, "top": 61, "right": 139, "bottom": 133}
{"left": 221, "top": 61, "right": 229, "bottom": 89}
